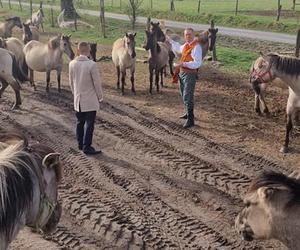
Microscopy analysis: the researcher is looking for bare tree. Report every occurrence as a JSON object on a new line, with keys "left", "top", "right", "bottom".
{"left": 126, "top": 0, "right": 143, "bottom": 30}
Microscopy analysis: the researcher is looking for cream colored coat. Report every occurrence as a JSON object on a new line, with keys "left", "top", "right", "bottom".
{"left": 69, "top": 55, "right": 103, "bottom": 112}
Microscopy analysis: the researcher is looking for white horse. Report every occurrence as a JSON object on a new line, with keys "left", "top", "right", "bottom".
{"left": 26, "top": 8, "right": 44, "bottom": 31}
{"left": 0, "top": 48, "right": 28, "bottom": 109}
{"left": 112, "top": 33, "right": 136, "bottom": 94}
{"left": 250, "top": 53, "right": 300, "bottom": 153}
{"left": 0, "top": 132, "right": 62, "bottom": 250}
{"left": 23, "top": 35, "right": 75, "bottom": 92}
{"left": 0, "top": 16, "right": 22, "bottom": 38}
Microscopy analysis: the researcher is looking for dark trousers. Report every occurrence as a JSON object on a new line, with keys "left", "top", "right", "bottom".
{"left": 75, "top": 110, "right": 96, "bottom": 150}
{"left": 179, "top": 72, "right": 197, "bottom": 112}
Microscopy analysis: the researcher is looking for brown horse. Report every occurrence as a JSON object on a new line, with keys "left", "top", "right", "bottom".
{"left": 143, "top": 30, "right": 169, "bottom": 94}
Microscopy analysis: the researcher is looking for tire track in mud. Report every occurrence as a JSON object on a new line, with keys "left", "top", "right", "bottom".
{"left": 2, "top": 86, "right": 287, "bottom": 249}
{"left": 0, "top": 99, "right": 262, "bottom": 249}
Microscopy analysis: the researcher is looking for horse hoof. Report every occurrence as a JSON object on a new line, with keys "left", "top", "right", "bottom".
{"left": 280, "top": 146, "right": 289, "bottom": 154}
{"left": 11, "top": 105, "right": 20, "bottom": 110}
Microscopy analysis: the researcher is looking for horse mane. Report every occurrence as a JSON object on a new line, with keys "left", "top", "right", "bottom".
{"left": 0, "top": 140, "right": 37, "bottom": 239}
{"left": 196, "top": 31, "right": 209, "bottom": 45}
{"left": 248, "top": 171, "right": 300, "bottom": 204}
{"left": 268, "top": 53, "right": 300, "bottom": 76}
{"left": 48, "top": 36, "right": 60, "bottom": 50}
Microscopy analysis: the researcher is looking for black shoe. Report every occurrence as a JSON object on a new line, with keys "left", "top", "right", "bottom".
{"left": 179, "top": 113, "right": 187, "bottom": 119}
{"left": 183, "top": 109, "right": 195, "bottom": 128}
{"left": 83, "top": 146, "right": 102, "bottom": 155}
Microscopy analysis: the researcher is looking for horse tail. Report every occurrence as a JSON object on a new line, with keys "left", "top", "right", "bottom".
{"left": 11, "top": 54, "right": 29, "bottom": 83}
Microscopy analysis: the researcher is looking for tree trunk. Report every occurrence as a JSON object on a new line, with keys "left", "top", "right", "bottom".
{"left": 235, "top": 0, "right": 239, "bottom": 16}
{"left": 61, "top": 0, "right": 79, "bottom": 19}
{"left": 293, "top": 0, "right": 296, "bottom": 10}
{"left": 99, "top": 0, "right": 106, "bottom": 37}
{"left": 277, "top": 0, "right": 282, "bottom": 21}
{"left": 170, "top": 0, "right": 175, "bottom": 11}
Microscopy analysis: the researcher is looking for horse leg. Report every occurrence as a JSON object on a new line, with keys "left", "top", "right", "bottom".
{"left": 169, "top": 56, "right": 174, "bottom": 76}
{"left": 9, "top": 79, "right": 21, "bottom": 110}
{"left": 149, "top": 65, "right": 153, "bottom": 94}
{"left": 57, "top": 69, "right": 62, "bottom": 92}
{"left": 116, "top": 66, "right": 120, "bottom": 89}
{"left": 30, "top": 69, "right": 36, "bottom": 90}
{"left": 259, "top": 93, "right": 270, "bottom": 115}
{"left": 280, "top": 113, "right": 293, "bottom": 153}
{"left": 0, "top": 81, "right": 8, "bottom": 98}
{"left": 46, "top": 70, "right": 51, "bottom": 92}
{"left": 155, "top": 69, "right": 160, "bottom": 93}
{"left": 163, "top": 66, "right": 167, "bottom": 77}
{"left": 121, "top": 70, "right": 126, "bottom": 95}
{"left": 254, "top": 94, "right": 262, "bottom": 115}
{"left": 130, "top": 68, "right": 135, "bottom": 94}
{"left": 160, "top": 68, "right": 164, "bottom": 87}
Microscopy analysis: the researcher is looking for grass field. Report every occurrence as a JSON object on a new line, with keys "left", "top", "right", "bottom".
{"left": 0, "top": 4, "right": 257, "bottom": 72}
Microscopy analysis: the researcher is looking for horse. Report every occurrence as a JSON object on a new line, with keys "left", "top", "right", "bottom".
{"left": 23, "top": 35, "right": 75, "bottom": 92}
{"left": 0, "top": 37, "right": 27, "bottom": 76}
{"left": 0, "top": 132, "right": 62, "bottom": 250}
{"left": 143, "top": 30, "right": 169, "bottom": 94}
{"left": 250, "top": 53, "right": 300, "bottom": 153}
{"left": 235, "top": 171, "right": 300, "bottom": 250}
{"left": 57, "top": 9, "right": 94, "bottom": 29}
{"left": 26, "top": 8, "right": 44, "bottom": 32}
{"left": 22, "top": 22, "right": 39, "bottom": 44}
{"left": 0, "top": 16, "right": 22, "bottom": 38}
{"left": 112, "top": 33, "right": 137, "bottom": 95}
{"left": 0, "top": 48, "right": 28, "bottom": 109}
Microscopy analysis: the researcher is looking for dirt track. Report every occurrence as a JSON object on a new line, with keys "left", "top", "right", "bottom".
{"left": 4, "top": 44, "right": 299, "bottom": 250}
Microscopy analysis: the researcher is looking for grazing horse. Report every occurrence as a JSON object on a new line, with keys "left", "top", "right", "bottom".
{"left": 0, "top": 37, "right": 27, "bottom": 76}
{"left": 23, "top": 35, "right": 75, "bottom": 92}
{"left": 0, "top": 132, "right": 62, "bottom": 250}
{"left": 0, "top": 16, "right": 22, "bottom": 38}
{"left": 22, "top": 22, "right": 39, "bottom": 44}
{"left": 250, "top": 53, "right": 300, "bottom": 153}
{"left": 26, "top": 8, "right": 44, "bottom": 31}
{"left": 112, "top": 33, "right": 137, "bottom": 95}
{"left": 143, "top": 30, "right": 169, "bottom": 94}
{"left": 235, "top": 171, "right": 300, "bottom": 250}
{"left": 0, "top": 48, "right": 28, "bottom": 109}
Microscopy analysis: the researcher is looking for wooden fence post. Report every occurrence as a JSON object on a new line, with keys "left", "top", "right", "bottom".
{"left": 277, "top": 0, "right": 282, "bottom": 21}
{"left": 170, "top": 0, "right": 175, "bottom": 11}
{"left": 293, "top": 0, "right": 296, "bottom": 10}
{"left": 99, "top": 0, "right": 106, "bottom": 38}
{"left": 51, "top": 8, "right": 54, "bottom": 27}
{"left": 73, "top": 10, "right": 77, "bottom": 31}
{"left": 150, "top": 0, "right": 153, "bottom": 9}
{"left": 18, "top": 0, "right": 22, "bottom": 10}
{"left": 8, "top": 0, "right": 11, "bottom": 9}
{"left": 197, "top": 0, "right": 201, "bottom": 14}
{"left": 40, "top": 1, "right": 44, "bottom": 32}
{"left": 146, "top": 16, "right": 151, "bottom": 31}
{"left": 30, "top": 0, "right": 33, "bottom": 23}
{"left": 0, "top": 0, "right": 3, "bottom": 8}
{"left": 235, "top": 0, "right": 238, "bottom": 16}
{"left": 295, "top": 29, "right": 300, "bottom": 57}
{"left": 210, "top": 20, "right": 218, "bottom": 61}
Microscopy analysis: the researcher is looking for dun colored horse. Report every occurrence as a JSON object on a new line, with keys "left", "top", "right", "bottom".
{"left": 112, "top": 33, "right": 137, "bottom": 95}
{"left": 143, "top": 30, "right": 169, "bottom": 94}
{"left": 26, "top": 8, "right": 44, "bottom": 31}
{"left": 0, "top": 132, "right": 62, "bottom": 250}
{"left": 0, "top": 48, "right": 28, "bottom": 109}
{"left": 22, "top": 22, "right": 39, "bottom": 44}
{"left": 250, "top": 53, "right": 300, "bottom": 153}
{"left": 0, "top": 16, "right": 22, "bottom": 38}
{"left": 23, "top": 35, "right": 75, "bottom": 92}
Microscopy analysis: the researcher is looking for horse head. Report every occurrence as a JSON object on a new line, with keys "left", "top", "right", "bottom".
{"left": 235, "top": 171, "right": 300, "bottom": 247}
{"left": 22, "top": 23, "right": 33, "bottom": 44}
{"left": 5, "top": 16, "right": 22, "bottom": 29}
{"left": 143, "top": 30, "right": 157, "bottom": 51}
{"left": 208, "top": 27, "right": 218, "bottom": 51}
{"left": 125, "top": 32, "right": 136, "bottom": 59}
{"left": 61, "top": 34, "right": 75, "bottom": 60}
{"left": 150, "top": 21, "right": 166, "bottom": 42}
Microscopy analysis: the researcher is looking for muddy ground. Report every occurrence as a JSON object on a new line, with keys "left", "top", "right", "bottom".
{"left": 4, "top": 41, "right": 299, "bottom": 250}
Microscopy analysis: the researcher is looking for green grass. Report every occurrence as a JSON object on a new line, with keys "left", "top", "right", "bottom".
{"left": 1, "top": 5, "right": 257, "bottom": 73}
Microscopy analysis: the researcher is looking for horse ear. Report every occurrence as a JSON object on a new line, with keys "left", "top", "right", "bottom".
{"left": 125, "top": 32, "right": 129, "bottom": 37}
{"left": 215, "top": 28, "right": 219, "bottom": 33}
{"left": 42, "top": 153, "right": 60, "bottom": 169}
{"left": 133, "top": 32, "right": 136, "bottom": 37}
{"left": 259, "top": 51, "right": 264, "bottom": 57}
{"left": 150, "top": 21, "right": 154, "bottom": 25}
{"left": 157, "top": 22, "right": 160, "bottom": 25}
{"left": 258, "top": 187, "right": 275, "bottom": 201}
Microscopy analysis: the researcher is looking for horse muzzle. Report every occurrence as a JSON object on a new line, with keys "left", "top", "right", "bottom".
{"left": 241, "top": 228, "right": 254, "bottom": 241}
{"left": 41, "top": 202, "right": 62, "bottom": 234}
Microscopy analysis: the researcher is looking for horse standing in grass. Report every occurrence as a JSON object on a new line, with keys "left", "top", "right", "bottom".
{"left": 0, "top": 132, "right": 62, "bottom": 250}
{"left": 112, "top": 33, "right": 137, "bottom": 95}
{"left": 143, "top": 30, "right": 169, "bottom": 94}
{"left": 250, "top": 53, "right": 300, "bottom": 153}
{"left": 22, "top": 23, "right": 39, "bottom": 44}
{"left": 0, "top": 48, "right": 28, "bottom": 109}
{"left": 0, "top": 16, "right": 22, "bottom": 38}
{"left": 23, "top": 35, "right": 75, "bottom": 92}
{"left": 26, "top": 8, "right": 44, "bottom": 32}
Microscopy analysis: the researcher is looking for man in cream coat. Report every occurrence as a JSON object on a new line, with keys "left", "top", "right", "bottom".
{"left": 69, "top": 42, "right": 103, "bottom": 155}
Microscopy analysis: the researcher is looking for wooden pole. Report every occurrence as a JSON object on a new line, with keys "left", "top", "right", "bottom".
{"left": 0, "top": 0, "right": 3, "bottom": 8}
{"left": 74, "top": 10, "right": 77, "bottom": 31}
{"left": 293, "top": 0, "right": 296, "bottom": 10}
{"left": 8, "top": 0, "right": 11, "bottom": 9}
{"left": 197, "top": 0, "right": 201, "bottom": 13}
{"left": 235, "top": 0, "right": 239, "bottom": 16}
{"left": 30, "top": 0, "right": 33, "bottom": 24}
{"left": 40, "top": 1, "right": 44, "bottom": 32}
{"left": 295, "top": 29, "right": 300, "bottom": 57}
{"left": 210, "top": 20, "right": 218, "bottom": 61}
{"left": 277, "top": 0, "right": 282, "bottom": 21}
{"left": 146, "top": 16, "right": 151, "bottom": 31}
{"left": 170, "top": 0, "right": 175, "bottom": 11}
{"left": 99, "top": 0, "right": 106, "bottom": 38}
{"left": 150, "top": 0, "right": 153, "bottom": 9}
{"left": 51, "top": 8, "right": 54, "bottom": 27}
{"left": 18, "top": 0, "right": 22, "bottom": 10}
